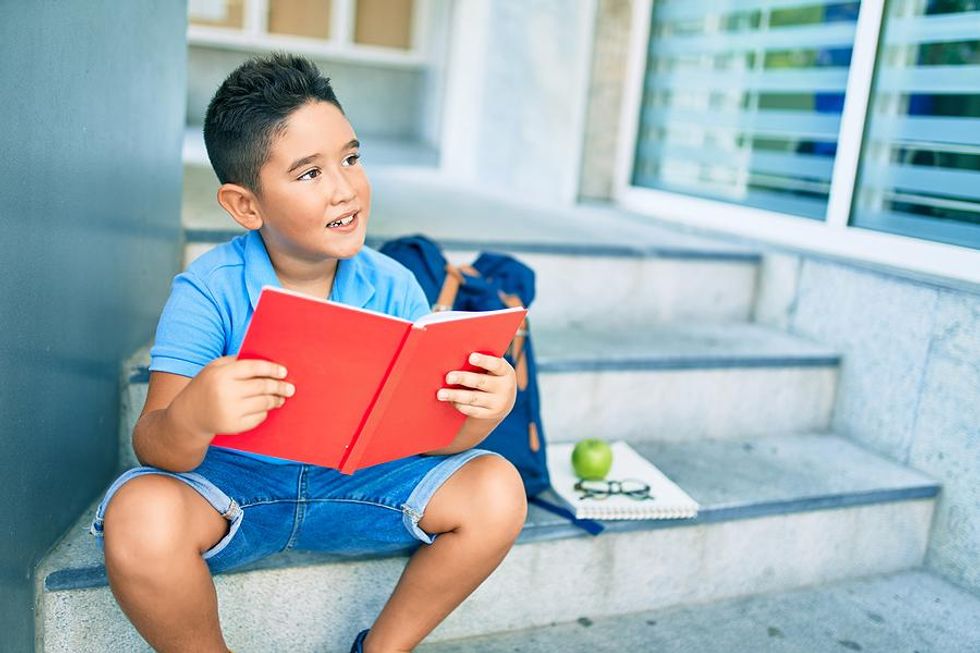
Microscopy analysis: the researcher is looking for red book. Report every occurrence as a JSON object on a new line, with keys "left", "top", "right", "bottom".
{"left": 209, "top": 286, "right": 527, "bottom": 473}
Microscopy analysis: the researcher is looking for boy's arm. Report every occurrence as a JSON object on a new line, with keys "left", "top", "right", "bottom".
{"left": 132, "top": 372, "right": 212, "bottom": 472}
{"left": 424, "top": 414, "right": 506, "bottom": 456}
{"left": 422, "top": 352, "right": 516, "bottom": 456}
{"left": 133, "top": 358, "right": 294, "bottom": 472}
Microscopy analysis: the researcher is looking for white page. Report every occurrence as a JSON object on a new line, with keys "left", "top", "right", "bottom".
{"left": 412, "top": 306, "right": 526, "bottom": 327}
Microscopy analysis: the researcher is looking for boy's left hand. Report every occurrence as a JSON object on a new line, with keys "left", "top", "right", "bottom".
{"left": 437, "top": 352, "right": 516, "bottom": 421}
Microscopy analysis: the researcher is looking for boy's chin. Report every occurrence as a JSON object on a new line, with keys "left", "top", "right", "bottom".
{"left": 326, "top": 235, "right": 366, "bottom": 259}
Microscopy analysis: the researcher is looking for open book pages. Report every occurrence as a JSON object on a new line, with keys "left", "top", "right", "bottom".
{"left": 261, "top": 286, "right": 523, "bottom": 328}
{"left": 546, "top": 441, "right": 700, "bottom": 520}
{"left": 413, "top": 306, "right": 524, "bottom": 327}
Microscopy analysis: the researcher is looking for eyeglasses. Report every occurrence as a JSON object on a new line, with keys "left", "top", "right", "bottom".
{"left": 574, "top": 478, "right": 654, "bottom": 501}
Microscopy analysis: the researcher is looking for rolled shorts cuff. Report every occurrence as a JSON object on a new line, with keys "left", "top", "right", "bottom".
{"left": 401, "top": 448, "right": 504, "bottom": 544}
{"left": 88, "top": 466, "right": 244, "bottom": 561}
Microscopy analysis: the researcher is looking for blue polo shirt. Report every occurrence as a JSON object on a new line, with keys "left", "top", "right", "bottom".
{"left": 149, "top": 229, "right": 431, "bottom": 465}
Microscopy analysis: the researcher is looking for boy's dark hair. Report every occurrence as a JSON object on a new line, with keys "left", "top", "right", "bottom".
{"left": 203, "top": 51, "right": 344, "bottom": 195}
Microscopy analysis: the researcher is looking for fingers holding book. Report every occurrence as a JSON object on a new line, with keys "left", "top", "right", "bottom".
{"left": 240, "top": 377, "right": 296, "bottom": 399}
{"left": 171, "top": 355, "right": 296, "bottom": 438}
{"left": 436, "top": 353, "right": 517, "bottom": 419}
{"left": 226, "top": 357, "right": 289, "bottom": 380}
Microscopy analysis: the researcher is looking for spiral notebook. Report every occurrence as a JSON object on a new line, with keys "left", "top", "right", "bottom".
{"left": 546, "top": 441, "right": 700, "bottom": 520}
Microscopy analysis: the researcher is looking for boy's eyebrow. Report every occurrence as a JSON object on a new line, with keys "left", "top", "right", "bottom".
{"left": 286, "top": 139, "right": 360, "bottom": 173}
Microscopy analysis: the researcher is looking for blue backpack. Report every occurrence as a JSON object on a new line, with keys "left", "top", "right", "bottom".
{"left": 380, "top": 235, "right": 605, "bottom": 535}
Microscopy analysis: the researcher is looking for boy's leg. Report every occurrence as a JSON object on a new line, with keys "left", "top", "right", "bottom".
{"left": 363, "top": 455, "right": 528, "bottom": 653}
{"left": 102, "top": 474, "right": 233, "bottom": 653}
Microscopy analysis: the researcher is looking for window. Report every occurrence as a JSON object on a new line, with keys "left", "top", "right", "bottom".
{"left": 354, "top": 0, "right": 414, "bottom": 49}
{"left": 852, "top": 0, "right": 980, "bottom": 249}
{"left": 189, "top": 0, "right": 245, "bottom": 29}
{"left": 632, "top": 1, "right": 860, "bottom": 219}
{"left": 267, "top": 0, "right": 332, "bottom": 40}
{"left": 621, "top": 0, "right": 980, "bottom": 281}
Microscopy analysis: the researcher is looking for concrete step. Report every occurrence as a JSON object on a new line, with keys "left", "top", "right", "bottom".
{"left": 115, "top": 320, "right": 839, "bottom": 470}
{"left": 181, "top": 165, "right": 763, "bottom": 329}
{"left": 534, "top": 321, "right": 839, "bottom": 443}
{"left": 415, "top": 569, "right": 980, "bottom": 653}
{"left": 37, "top": 432, "right": 939, "bottom": 652}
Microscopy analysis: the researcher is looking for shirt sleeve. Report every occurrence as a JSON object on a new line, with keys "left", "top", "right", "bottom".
{"left": 402, "top": 274, "right": 431, "bottom": 322}
{"left": 148, "top": 271, "right": 227, "bottom": 378}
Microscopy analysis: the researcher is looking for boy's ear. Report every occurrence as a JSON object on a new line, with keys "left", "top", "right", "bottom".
{"left": 216, "top": 183, "right": 264, "bottom": 230}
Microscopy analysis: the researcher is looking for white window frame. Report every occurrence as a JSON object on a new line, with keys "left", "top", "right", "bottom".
{"left": 614, "top": 0, "right": 980, "bottom": 285}
{"left": 188, "top": 0, "right": 432, "bottom": 69}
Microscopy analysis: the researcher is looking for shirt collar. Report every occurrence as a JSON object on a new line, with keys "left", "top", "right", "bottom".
{"left": 244, "top": 229, "right": 375, "bottom": 311}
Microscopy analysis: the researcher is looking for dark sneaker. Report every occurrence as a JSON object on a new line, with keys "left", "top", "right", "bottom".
{"left": 350, "top": 628, "right": 370, "bottom": 653}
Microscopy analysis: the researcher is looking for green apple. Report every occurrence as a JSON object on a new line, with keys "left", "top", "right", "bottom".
{"left": 571, "top": 438, "right": 613, "bottom": 480}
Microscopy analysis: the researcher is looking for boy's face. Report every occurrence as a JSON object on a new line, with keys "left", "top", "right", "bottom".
{"left": 252, "top": 100, "right": 369, "bottom": 262}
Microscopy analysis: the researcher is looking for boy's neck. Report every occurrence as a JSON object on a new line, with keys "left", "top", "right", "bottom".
{"left": 259, "top": 231, "right": 339, "bottom": 299}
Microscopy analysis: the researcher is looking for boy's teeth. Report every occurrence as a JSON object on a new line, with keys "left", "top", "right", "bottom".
{"left": 328, "top": 214, "right": 355, "bottom": 228}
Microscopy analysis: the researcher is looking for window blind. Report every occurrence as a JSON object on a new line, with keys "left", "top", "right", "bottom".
{"left": 632, "top": 0, "right": 861, "bottom": 219}
{"left": 852, "top": 0, "right": 980, "bottom": 250}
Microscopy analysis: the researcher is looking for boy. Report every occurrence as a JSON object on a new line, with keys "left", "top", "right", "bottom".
{"left": 88, "top": 52, "right": 528, "bottom": 653}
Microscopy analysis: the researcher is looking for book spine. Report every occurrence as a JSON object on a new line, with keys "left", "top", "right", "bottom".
{"left": 338, "top": 327, "right": 424, "bottom": 474}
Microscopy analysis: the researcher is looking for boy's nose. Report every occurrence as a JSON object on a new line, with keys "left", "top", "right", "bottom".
{"left": 327, "top": 167, "right": 356, "bottom": 204}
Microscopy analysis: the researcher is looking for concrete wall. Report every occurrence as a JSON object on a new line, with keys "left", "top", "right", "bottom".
{"left": 0, "top": 2, "right": 187, "bottom": 650}
{"left": 441, "top": 0, "right": 596, "bottom": 204}
{"left": 754, "top": 253, "right": 980, "bottom": 597}
{"left": 579, "top": 0, "right": 634, "bottom": 201}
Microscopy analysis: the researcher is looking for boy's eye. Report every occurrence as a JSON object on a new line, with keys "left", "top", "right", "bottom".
{"left": 297, "top": 154, "right": 359, "bottom": 180}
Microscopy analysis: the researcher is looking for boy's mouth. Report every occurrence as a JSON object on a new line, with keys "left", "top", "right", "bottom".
{"left": 326, "top": 211, "right": 359, "bottom": 230}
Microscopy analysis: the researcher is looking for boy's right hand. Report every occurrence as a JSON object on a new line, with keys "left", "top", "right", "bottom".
{"left": 169, "top": 355, "right": 295, "bottom": 441}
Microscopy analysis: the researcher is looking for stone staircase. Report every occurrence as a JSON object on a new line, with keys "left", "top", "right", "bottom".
{"left": 34, "top": 166, "right": 974, "bottom": 652}
{"left": 417, "top": 570, "right": 980, "bottom": 652}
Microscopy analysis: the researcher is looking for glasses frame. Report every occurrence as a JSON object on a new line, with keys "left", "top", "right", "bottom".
{"left": 573, "top": 478, "right": 654, "bottom": 501}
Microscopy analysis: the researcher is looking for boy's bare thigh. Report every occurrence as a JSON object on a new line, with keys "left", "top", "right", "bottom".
{"left": 102, "top": 475, "right": 230, "bottom": 558}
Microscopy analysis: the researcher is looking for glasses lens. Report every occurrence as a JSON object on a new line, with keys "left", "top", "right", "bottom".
{"left": 620, "top": 480, "right": 648, "bottom": 494}
{"left": 575, "top": 479, "right": 611, "bottom": 500}
{"left": 618, "top": 479, "right": 650, "bottom": 500}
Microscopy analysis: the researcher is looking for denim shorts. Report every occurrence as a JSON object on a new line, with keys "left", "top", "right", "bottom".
{"left": 89, "top": 445, "right": 503, "bottom": 574}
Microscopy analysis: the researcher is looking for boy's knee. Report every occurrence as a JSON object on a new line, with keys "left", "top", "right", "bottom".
{"left": 467, "top": 455, "right": 528, "bottom": 534}
{"left": 102, "top": 475, "right": 198, "bottom": 567}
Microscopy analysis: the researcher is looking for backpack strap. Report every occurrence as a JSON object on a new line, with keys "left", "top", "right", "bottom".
{"left": 440, "top": 266, "right": 528, "bottom": 369}
{"left": 497, "top": 291, "right": 529, "bottom": 391}
{"left": 528, "top": 421, "right": 540, "bottom": 453}
{"left": 433, "top": 264, "right": 464, "bottom": 312}
{"left": 495, "top": 291, "right": 537, "bottom": 453}
{"left": 528, "top": 496, "right": 605, "bottom": 536}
